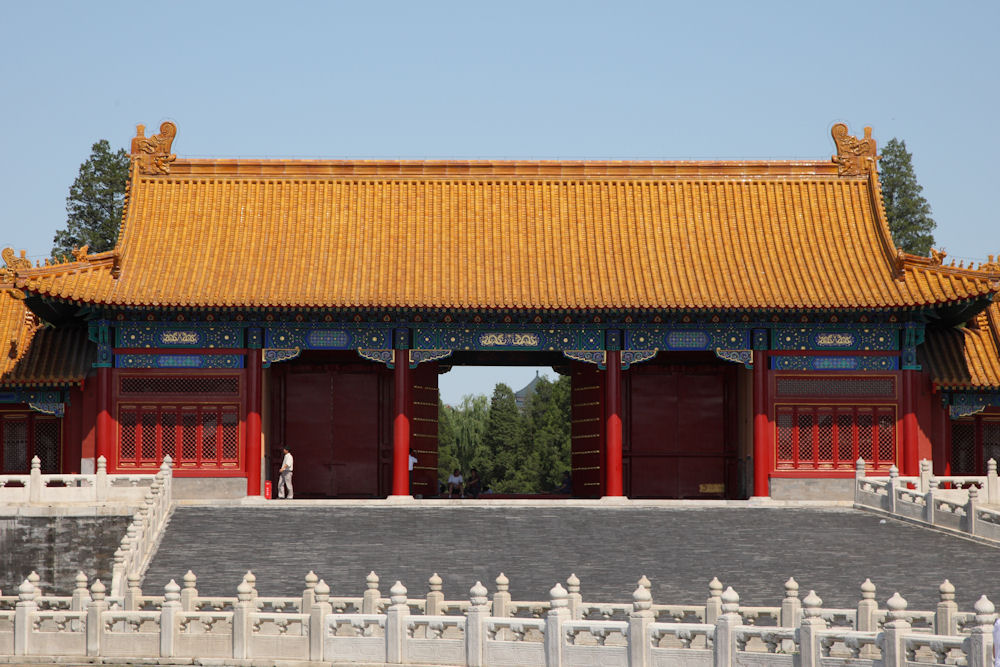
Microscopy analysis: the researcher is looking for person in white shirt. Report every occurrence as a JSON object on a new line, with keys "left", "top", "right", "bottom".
{"left": 278, "top": 446, "right": 294, "bottom": 499}
{"left": 447, "top": 469, "right": 464, "bottom": 498}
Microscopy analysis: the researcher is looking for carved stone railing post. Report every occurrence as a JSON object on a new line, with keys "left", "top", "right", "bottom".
{"left": 28, "top": 457, "right": 42, "bottom": 503}
{"left": 13, "top": 579, "right": 36, "bottom": 655}
{"left": 181, "top": 570, "right": 198, "bottom": 611}
{"left": 545, "top": 583, "right": 569, "bottom": 667}
{"left": 124, "top": 572, "right": 142, "bottom": 611}
{"left": 965, "top": 595, "right": 996, "bottom": 667}
{"left": 567, "top": 573, "right": 583, "bottom": 619}
{"left": 887, "top": 466, "right": 899, "bottom": 513}
{"left": 926, "top": 479, "right": 938, "bottom": 524}
{"left": 988, "top": 459, "right": 999, "bottom": 504}
{"left": 705, "top": 577, "right": 723, "bottom": 624}
{"left": 919, "top": 458, "right": 932, "bottom": 493}
{"left": 96, "top": 455, "right": 108, "bottom": 503}
{"left": 936, "top": 580, "right": 957, "bottom": 635}
{"left": 71, "top": 571, "right": 91, "bottom": 611}
{"left": 86, "top": 579, "right": 107, "bottom": 656}
{"left": 492, "top": 573, "right": 511, "bottom": 618}
{"left": 466, "top": 582, "right": 489, "bottom": 667}
{"left": 362, "top": 571, "right": 380, "bottom": 614}
{"left": 310, "top": 579, "right": 332, "bottom": 661}
{"left": 712, "top": 586, "right": 740, "bottom": 667}
{"left": 628, "top": 584, "right": 653, "bottom": 667}
{"left": 302, "top": 570, "right": 318, "bottom": 615}
{"left": 798, "top": 591, "right": 826, "bottom": 667}
{"left": 855, "top": 458, "right": 866, "bottom": 505}
{"left": 881, "top": 592, "right": 910, "bottom": 667}
{"left": 27, "top": 570, "right": 41, "bottom": 600}
{"left": 160, "top": 579, "right": 180, "bottom": 657}
{"left": 967, "top": 486, "right": 979, "bottom": 535}
{"left": 780, "top": 577, "right": 800, "bottom": 627}
{"left": 243, "top": 570, "right": 258, "bottom": 601}
{"left": 111, "top": 548, "right": 125, "bottom": 597}
{"left": 426, "top": 573, "right": 443, "bottom": 616}
{"left": 857, "top": 578, "right": 878, "bottom": 657}
{"left": 385, "top": 581, "right": 409, "bottom": 664}
{"left": 232, "top": 579, "right": 253, "bottom": 660}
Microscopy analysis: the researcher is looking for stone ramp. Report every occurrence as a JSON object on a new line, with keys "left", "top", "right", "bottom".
{"left": 142, "top": 506, "right": 1000, "bottom": 609}
{"left": 0, "top": 515, "right": 131, "bottom": 595}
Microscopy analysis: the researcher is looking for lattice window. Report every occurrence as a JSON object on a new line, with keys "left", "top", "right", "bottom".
{"left": 857, "top": 412, "right": 874, "bottom": 463}
{"left": 160, "top": 412, "right": 176, "bottom": 460}
{"left": 118, "top": 403, "right": 240, "bottom": 470}
{"left": 775, "top": 405, "right": 895, "bottom": 471}
{"left": 951, "top": 422, "right": 976, "bottom": 474}
{"left": 2, "top": 417, "right": 28, "bottom": 473}
{"left": 775, "top": 377, "right": 896, "bottom": 398}
{"left": 201, "top": 413, "right": 217, "bottom": 460}
{"left": 181, "top": 411, "right": 198, "bottom": 460}
{"left": 837, "top": 413, "right": 853, "bottom": 462}
{"left": 120, "top": 411, "right": 137, "bottom": 461}
{"left": 33, "top": 419, "right": 60, "bottom": 473}
{"left": 776, "top": 412, "right": 793, "bottom": 461}
{"left": 141, "top": 411, "right": 158, "bottom": 460}
{"left": 983, "top": 422, "right": 1000, "bottom": 469}
{"left": 221, "top": 411, "right": 239, "bottom": 460}
{"left": 120, "top": 376, "right": 239, "bottom": 396}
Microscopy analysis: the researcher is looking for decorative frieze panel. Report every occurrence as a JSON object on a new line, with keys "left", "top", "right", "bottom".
{"left": 0, "top": 389, "right": 63, "bottom": 405}
{"left": 262, "top": 348, "right": 301, "bottom": 368}
{"left": 409, "top": 349, "right": 452, "bottom": 368}
{"left": 27, "top": 402, "right": 65, "bottom": 417}
{"left": 115, "top": 354, "right": 244, "bottom": 369}
{"left": 563, "top": 349, "right": 658, "bottom": 370}
{"left": 357, "top": 349, "right": 395, "bottom": 367}
{"left": 947, "top": 392, "right": 1000, "bottom": 420}
{"left": 624, "top": 327, "right": 749, "bottom": 352}
{"left": 770, "top": 325, "right": 898, "bottom": 351}
{"left": 770, "top": 355, "right": 899, "bottom": 372}
{"left": 266, "top": 326, "right": 389, "bottom": 350}
{"left": 116, "top": 324, "right": 244, "bottom": 349}
{"left": 715, "top": 349, "right": 753, "bottom": 368}
{"left": 414, "top": 327, "right": 604, "bottom": 352}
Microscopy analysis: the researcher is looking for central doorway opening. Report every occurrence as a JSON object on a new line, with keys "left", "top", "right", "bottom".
{"left": 437, "top": 352, "right": 572, "bottom": 498}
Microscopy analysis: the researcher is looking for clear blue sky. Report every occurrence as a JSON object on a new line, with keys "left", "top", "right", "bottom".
{"left": 1, "top": 1, "right": 997, "bottom": 403}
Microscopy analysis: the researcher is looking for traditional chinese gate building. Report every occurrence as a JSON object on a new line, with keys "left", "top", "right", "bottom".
{"left": 1, "top": 122, "right": 998, "bottom": 499}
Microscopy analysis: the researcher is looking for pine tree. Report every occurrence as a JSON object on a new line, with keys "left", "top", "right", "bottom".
{"left": 52, "top": 140, "right": 130, "bottom": 256}
{"left": 879, "top": 138, "right": 936, "bottom": 256}
{"left": 480, "top": 383, "right": 525, "bottom": 492}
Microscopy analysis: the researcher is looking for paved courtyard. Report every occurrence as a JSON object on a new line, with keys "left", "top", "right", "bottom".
{"left": 143, "top": 506, "right": 999, "bottom": 609}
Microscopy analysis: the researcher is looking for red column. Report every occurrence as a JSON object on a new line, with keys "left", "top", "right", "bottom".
{"left": 392, "top": 349, "right": 411, "bottom": 496}
{"left": 96, "top": 366, "right": 112, "bottom": 467}
{"left": 245, "top": 350, "right": 262, "bottom": 496}
{"left": 604, "top": 350, "right": 623, "bottom": 497}
{"left": 752, "top": 350, "right": 770, "bottom": 497}
{"left": 902, "top": 370, "right": 919, "bottom": 476}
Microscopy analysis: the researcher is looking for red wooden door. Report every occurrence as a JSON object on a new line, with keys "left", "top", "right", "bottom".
{"left": 626, "top": 367, "right": 734, "bottom": 498}
{"left": 281, "top": 365, "right": 381, "bottom": 497}
{"left": 571, "top": 362, "right": 604, "bottom": 497}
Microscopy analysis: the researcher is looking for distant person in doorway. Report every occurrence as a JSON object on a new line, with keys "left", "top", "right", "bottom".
{"left": 447, "top": 468, "right": 464, "bottom": 497}
{"left": 278, "top": 446, "right": 294, "bottom": 499}
{"left": 465, "top": 468, "right": 482, "bottom": 498}
{"left": 555, "top": 471, "right": 572, "bottom": 495}
{"left": 408, "top": 450, "right": 418, "bottom": 496}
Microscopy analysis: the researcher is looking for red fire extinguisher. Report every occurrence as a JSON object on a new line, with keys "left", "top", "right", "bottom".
{"left": 264, "top": 480, "right": 272, "bottom": 499}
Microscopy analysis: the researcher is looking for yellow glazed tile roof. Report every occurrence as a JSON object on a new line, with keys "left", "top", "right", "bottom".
{"left": 921, "top": 301, "right": 1000, "bottom": 390}
{"left": 9, "top": 124, "right": 999, "bottom": 312}
{"left": 0, "top": 290, "right": 93, "bottom": 387}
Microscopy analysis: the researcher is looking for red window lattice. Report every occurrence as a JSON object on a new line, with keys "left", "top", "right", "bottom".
{"left": 776, "top": 405, "right": 896, "bottom": 471}
{"left": 118, "top": 404, "right": 241, "bottom": 469}
{"left": 951, "top": 418, "right": 1000, "bottom": 475}
{"left": 1, "top": 414, "right": 60, "bottom": 474}
{"left": 119, "top": 376, "right": 239, "bottom": 396}
{"left": 775, "top": 377, "right": 896, "bottom": 398}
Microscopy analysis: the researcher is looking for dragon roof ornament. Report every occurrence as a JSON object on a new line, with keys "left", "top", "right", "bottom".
{"left": 831, "top": 123, "right": 878, "bottom": 176}
{"left": 131, "top": 121, "right": 177, "bottom": 175}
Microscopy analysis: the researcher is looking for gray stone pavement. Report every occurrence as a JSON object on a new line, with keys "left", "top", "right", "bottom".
{"left": 142, "top": 506, "right": 999, "bottom": 610}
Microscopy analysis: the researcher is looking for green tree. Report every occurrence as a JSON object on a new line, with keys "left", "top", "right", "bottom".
{"left": 52, "top": 140, "right": 130, "bottom": 257}
{"left": 480, "top": 383, "right": 525, "bottom": 492}
{"left": 438, "top": 394, "right": 489, "bottom": 485}
{"left": 879, "top": 138, "right": 936, "bottom": 256}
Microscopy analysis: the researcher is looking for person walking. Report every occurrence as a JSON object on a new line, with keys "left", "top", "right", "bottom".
{"left": 278, "top": 446, "right": 294, "bottom": 499}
